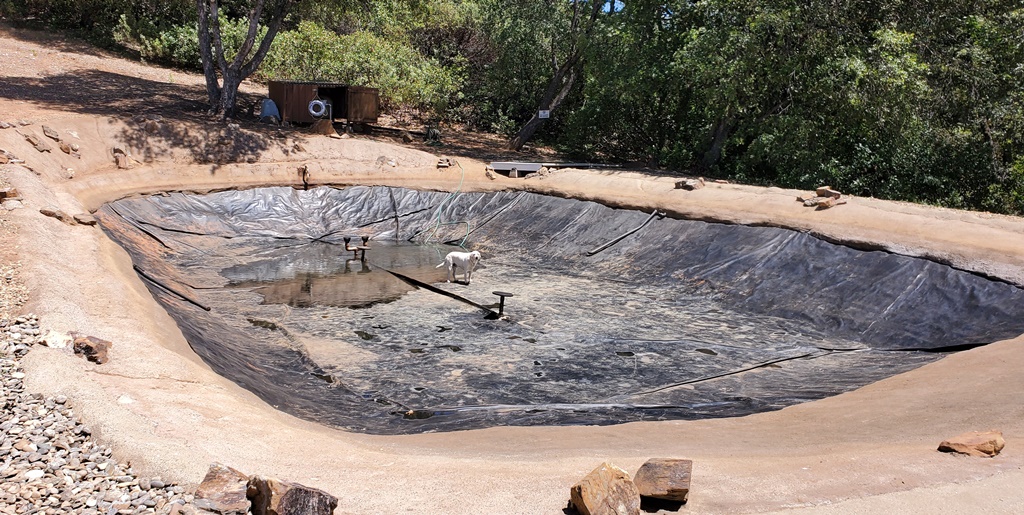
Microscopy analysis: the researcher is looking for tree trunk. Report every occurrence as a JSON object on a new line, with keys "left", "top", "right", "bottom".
{"left": 218, "top": 73, "right": 242, "bottom": 117}
{"left": 196, "top": 0, "right": 292, "bottom": 118}
{"left": 508, "top": 61, "right": 579, "bottom": 151}
{"left": 196, "top": 0, "right": 220, "bottom": 109}
{"left": 699, "top": 115, "right": 736, "bottom": 172}
{"left": 507, "top": 0, "right": 604, "bottom": 151}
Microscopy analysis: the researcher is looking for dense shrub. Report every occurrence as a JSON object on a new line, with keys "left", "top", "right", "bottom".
{"left": 259, "top": 21, "right": 466, "bottom": 112}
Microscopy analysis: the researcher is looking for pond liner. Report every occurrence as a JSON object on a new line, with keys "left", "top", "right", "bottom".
{"left": 385, "top": 268, "right": 499, "bottom": 319}
{"left": 95, "top": 186, "right": 1024, "bottom": 434}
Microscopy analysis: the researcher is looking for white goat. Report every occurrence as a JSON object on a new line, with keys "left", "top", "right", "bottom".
{"left": 436, "top": 250, "right": 482, "bottom": 284}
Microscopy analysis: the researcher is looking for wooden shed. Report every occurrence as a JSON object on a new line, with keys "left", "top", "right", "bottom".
{"left": 268, "top": 81, "right": 379, "bottom": 125}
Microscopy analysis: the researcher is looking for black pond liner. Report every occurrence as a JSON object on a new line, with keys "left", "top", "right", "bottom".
{"left": 96, "top": 186, "right": 1024, "bottom": 435}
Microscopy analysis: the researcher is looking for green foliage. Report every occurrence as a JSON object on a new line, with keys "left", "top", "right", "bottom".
{"left": 5, "top": 0, "right": 193, "bottom": 47}
{"left": 258, "top": 21, "right": 465, "bottom": 111}
{"left": 116, "top": 14, "right": 266, "bottom": 70}
{"left": 5, "top": 0, "right": 1024, "bottom": 215}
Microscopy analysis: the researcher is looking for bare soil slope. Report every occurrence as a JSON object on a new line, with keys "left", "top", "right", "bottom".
{"left": 2, "top": 23, "right": 1023, "bottom": 514}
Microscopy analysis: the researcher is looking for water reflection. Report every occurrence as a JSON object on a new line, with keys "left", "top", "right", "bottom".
{"left": 222, "top": 241, "right": 451, "bottom": 308}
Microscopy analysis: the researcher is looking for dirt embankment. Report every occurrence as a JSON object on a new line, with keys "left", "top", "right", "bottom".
{"left": 3, "top": 22, "right": 1024, "bottom": 515}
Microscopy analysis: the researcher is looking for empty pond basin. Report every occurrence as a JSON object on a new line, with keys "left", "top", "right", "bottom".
{"left": 96, "top": 186, "right": 1024, "bottom": 434}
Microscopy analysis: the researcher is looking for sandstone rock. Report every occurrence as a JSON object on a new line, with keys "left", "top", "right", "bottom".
{"left": 115, "top": 153, "right": 132, "bottom": 169}
{"left": 292, "top": 142, "right": 305, "bottom": 153}
{"left": 817, "top": 197, "right": 837, "bottom": 209}
{"left": 41, "top": 329, "right": 72, "bottom": 349}
{"left": 0, "top": 153, "right": 8, "bottom": 164}
{"left": 73, "top": 213, "right": 97, "bottom": 226}
{"left": 938, "top": 431, "right": 1005, "bottom": 457}
{"left": 59, "top": 141, "right": 72, "bottom": 154}
{"left": 73, "top": 335, "right": 111, "bottom": 364}
{"left": 0, "top": 187, "right": 19, "bottom": 200}
{"left": 20, "top": 131, "right": 52, "bottom": 153}
{"left": 816, "top": 186, "right": 841, "bottom": 198}
{"left": 39, "top": 208, "right": 76, "bottom": 225}
{"left": 194, "top": 463, "right": 251, "bottom": 515}
{"left": 144, "top": 120, "right": 161, "bottom": 134}
{"left": 569, "top": 462, "right": 641, "bottom": 515}
{"left": 401, "top": 131, "right": 415, "bottom": 143}
{"left": 42, "top": 125, "right": 60, "bottom": 141}
{"left": 675, "top": 177, "right": 705, "bottom": 190}
{"left": 17, "top": 119, "right": 31, "bottom": 126}
{"left": 248, "top": 476, "right": 338, "bottom": 515}
{"left": 2, "top": 199, "right": 24, "bottom": 210}
{"left": 485, "top": 170, "right": 496, "bottom": 180}
{"left": 633, "top": 458, "right": 691, "bottom": 503}
{"left": 0, "top": 121, "right": 11, "bottom": 129}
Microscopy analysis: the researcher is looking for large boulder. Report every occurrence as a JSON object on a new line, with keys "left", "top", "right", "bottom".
{"left": 569, "top": 462, "right": 641, "bottom": 515}
{"left": 194, "top": 463, "right": 251, "bottom": 515}
{"left": 938, "top": 431, "right": 1005, "bottom": 458}
{"left": 248, "top": 475, "right": 338, "bottom": 515}
{"left": 633, "top": 458, "right": 691, "bottom": 503}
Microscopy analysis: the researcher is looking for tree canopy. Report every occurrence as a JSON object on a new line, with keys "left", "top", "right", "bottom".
{"left": 4, "top": 0, "right": 1023, "bottom": 214}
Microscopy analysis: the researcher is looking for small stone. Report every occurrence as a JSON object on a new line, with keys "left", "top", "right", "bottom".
{"left": 633, "top": 458, "right": 692, "bottom": 503}
{"left": 193, "top": 463, "right": 250, "bottom": 515}
{"left": 20, "top": 130, "right": 52, "bottom": 152}
{"left": 24, "top": 470, "right": 45, "bottom": 481}
{"left": 570, "top": 462, "right": 641, "bottom": 515}
{"left": 247, "top": 476, "right": 338, "bottom": 515}
{"left": 675, "top": 177, "right": 705, "bottom": 191}
{"left": 816, "top": 186, "right": 841, "bottom": 198}
{"left": 938, "top": 430, "right": 1005, "bottom": 457}
{"left": 73, "top": 213, "right": 97, "bottom": 226}
{"left": 73, "top": 336, "right": 112, "bottom": 364}
{"left": 39, "top": 208, "right": 76, "bottom": 225}
{"left": 42, "top": 126, "right": 60, "bottom": 141}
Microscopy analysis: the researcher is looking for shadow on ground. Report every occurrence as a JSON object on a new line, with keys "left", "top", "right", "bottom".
{"left": 0, "top": 68, "right": 297, "bottom": 167}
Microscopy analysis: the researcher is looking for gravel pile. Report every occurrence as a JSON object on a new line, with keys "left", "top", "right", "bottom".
{"left": 1, "top": 315, "right": 203, "bottom": 515}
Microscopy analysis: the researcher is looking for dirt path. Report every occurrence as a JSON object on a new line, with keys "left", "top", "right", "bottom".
{"left": 2, "top": 22, "right": 1024, "bottom": 514}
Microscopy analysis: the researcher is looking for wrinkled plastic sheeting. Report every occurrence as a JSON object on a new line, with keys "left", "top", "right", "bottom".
{"left": 96, "top": 186, "right": 1024, "bottom": 434}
